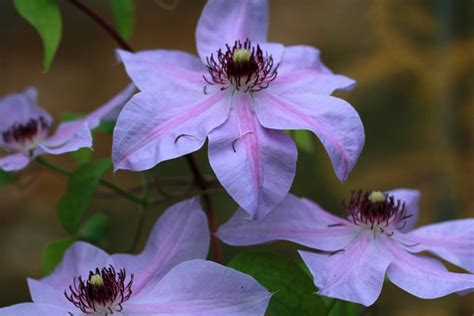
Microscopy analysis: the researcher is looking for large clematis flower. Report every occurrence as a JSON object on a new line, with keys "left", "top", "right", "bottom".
{"left": 112, "top": 0, "right": 364, "bottom": 219}
{"left": 0, "top": 85, "right": 135, "bottom": 171}
{"left": 218, "top": 189, "right": 474, "bottom": 306}
{"left": 0, "top": 198, "right": 271, "bottom": 315}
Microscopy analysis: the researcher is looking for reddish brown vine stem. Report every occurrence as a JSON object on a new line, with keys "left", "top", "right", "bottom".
{"left": 69, "top": 0, "right": 223, "bottom": 263}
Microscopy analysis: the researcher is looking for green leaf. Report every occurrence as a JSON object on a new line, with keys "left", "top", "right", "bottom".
{"left": 42, "top": 236, "right": 76, "bottom": 276}
{"left": 324, "top": 297, "right": 361, "bottom": 316}
{"left": 293, "top": 130, "right": 314, "bottom": 153}
{"left": 72, "top": 147, "right": 93, "bottom": 165}
{"left": 57, "top": 159, "right": 112, "bottom": 233}
{"left": 108, "top": 0, "right": 135, "bottom": 39}
{"left": 78, "top": 212, "right": 109, "bottom": 244}
{"left": 0, "top": 171, "right": 15, "bottom": 189}
{"left": 228, "top": 252, "right": 326, "bottom": 316}
{"left": 13, "top": 0, "right": 62, "bottom": 71}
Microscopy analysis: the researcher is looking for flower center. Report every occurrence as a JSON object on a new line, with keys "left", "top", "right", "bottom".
{"left": 64, "top": 265, "right": 133, "bottom": 315}
{"left": 344, "top": 190, "right": 412, "bottom": 235}
{"left": 1, "top": 116, "right": 50, "bottom": 153}
{"left": 204, "top": 39, "right": 278, "bottom": 93}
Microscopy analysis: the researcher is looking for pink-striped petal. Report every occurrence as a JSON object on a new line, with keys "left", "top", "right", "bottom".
{"left": 126, "top": 260, "right": 271, "bottom": 316}
{"left": 299, "top": 232, "right": 392, "bottom": 306}
{"left": 113, "top": 90, "right": 230, "bottom": 172}
{"left": 272, "top": 45, "right": 355, "bottom": 94}
{"left": 381, "top": 236, "right": 474, "bottom": 299}
{"left": 218, "top": 194, "right": 358, "bottom": 250}
{"left": 111, "top": 197, "right": 209, "bottom": 294}
{"left": 196, "top": 0, "right": 269, "bottom": 61}
{"left": 255, "top": 92, "right": 364, "bottom": 181}
{"left": 208, "top": 93, "right": 297, "bottom": 219}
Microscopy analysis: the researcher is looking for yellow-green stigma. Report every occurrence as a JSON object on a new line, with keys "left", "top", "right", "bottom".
{"left": 369, "top": 191, "right": 386, "bottom": 203}
{"left": 233, "top": 48, "right": 252, "bottom": 63}
{"left": 89, "top": 273, "right": 104, "bottom": 286}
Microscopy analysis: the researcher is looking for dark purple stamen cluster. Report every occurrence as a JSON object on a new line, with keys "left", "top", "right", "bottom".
{"left": 204, "top": 39, "right": 278, "bottom": 93}
{"left": 65, "top": 266, "right": 133, "bottom": 315}
{"left": 2, "top": 117, "right": 49, "bottom": 147}
{"left": 344, "top": 190, "right": 412, "bottom": 232}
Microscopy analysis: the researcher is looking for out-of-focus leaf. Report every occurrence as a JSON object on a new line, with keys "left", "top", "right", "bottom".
{"left": 293, "top": 130, "right": 314, "bottom": 153}
{"left": 42, "top": 236, "right": 76, "bottom": 276}
{"left": 0, "top": 171, "right": 15, "bottom": 189}
{"left": 72, "top": 147, "right": 93, "bottom": 165}
{"left": 323, "top": 297, "right": 361, "bottom": 316}
{"left": 228, "top": 252, "right": 326, "bottom": 316}
{"left": 78, "top": 212, "right": 109, "bottom": 244}
{"left": 13, "top": 0, "right": 62, "bottom": 71}
{"left": 108, "top": 0, "right": 135, "bottom": 39}
{"left": 57, "top": 159, "right": 112, "bottom": 233}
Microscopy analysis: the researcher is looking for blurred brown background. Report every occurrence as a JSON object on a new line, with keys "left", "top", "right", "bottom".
{"left": 0, "top": 0, "right": 473, "bottom": 314}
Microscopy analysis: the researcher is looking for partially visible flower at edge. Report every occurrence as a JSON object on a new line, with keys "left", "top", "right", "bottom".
{"left": 218, "top": 189, "right": 474, "bottom": 306}
{"left": 0, "top": 84, "right": 135, "bottom": 171}
{"left": 112, "top": 0, "right": 365, "bottom": 219}
{"left": 0, "top": 197, "right": 271, "bottom": 315}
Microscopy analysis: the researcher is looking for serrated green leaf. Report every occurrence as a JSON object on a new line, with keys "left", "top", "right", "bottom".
{"left": 13, "top": 0, "right": 62, "bottom": 71}
{"left": 108, "top": 0, "right": 135, "bottom": 39}
{"left": 0, "top": 171, "right": 15, "bottom": 189}
{"left": 228, "top": 252, "right": 326, "bottom": 316}
{"left": 57, "top": 159, "right": 112, "bottom": 233}
{"left": 294, "top": 130, "right": 314, "bottom": 153}
{"left": 42, "top": 236, "right": 76, "bottom": 276}
{"left": 78, "top": 212, "right": 109, "bottom": 244}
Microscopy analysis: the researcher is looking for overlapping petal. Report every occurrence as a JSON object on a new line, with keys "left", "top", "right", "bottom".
{"left": 406, "top": 219, "right": 474, "bottom": 272}
{"left": 299, "top": 232, "right": 392, "bottom": 306}
{"left": 127, "top": 260, "right": 271, "bottom": 315}
{"left": 208, "top": 93, "right": 297, "bottom": 219}
{"left": 218, "top": 194, "right": 358, "bottom": 250}
{"left": 0, "top": 153, "right": 30, "bottom": 171}
{"left": 386, "top": 188, "right": 420, "bottom": 232}
{"left": 0, "top": 303, "right": 69, "bottom": 316}
{"left": 112, "top": 197, "right": 210, "bottom": 293}
{"left": 272, "top": 45, "right": 356, "bottom": 95}
{"left": 113, "top": 90, "right": 230, "bottom": 171}
{"left": 196, "top": 0, "right": 269, "bottom": 61}
{"left": 255, "top": 92, "right": 364, "bottom": 180}
{"left": 381, "top": 236, "right": 474, "bottom": 298}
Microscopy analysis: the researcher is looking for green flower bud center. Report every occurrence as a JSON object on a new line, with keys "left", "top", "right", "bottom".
{"left": 233, "top": 48, "right": 252, "bottom": 63}
{"left": 89, "top": 273, "right": 104, "bottom": 286}
{"left": 369, "top": 191, "right": 385, "bottom": 203}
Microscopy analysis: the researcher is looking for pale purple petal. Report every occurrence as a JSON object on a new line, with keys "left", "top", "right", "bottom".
{"left": 386, "top": 188, "right": 420, "bottom": 232}
{"left": 381, "top": 236, "right": 474, "bottom": 299}
{"left": 256, "top": 92, "right": 364, "bottom": 181}
{"left": 218, "top": 194, "right": 358, "bottom": 251}
{"left": 117, "top": 49, "right": 207, "bottom": 93}
{"left": 28, "top": 241, "right": 110, "bottom": 308}
{"left": 196, "top": 0, "right": 269, "bottom": 61}
{"left": 113, "top": 90, "right": 230, "bottom": 172}
{"left": 0, "top": 153, "right": 31, "bottom": 171}
{"left": 301, "top": 198, "right": 350, "bottom": 226}
{"left": 272, "top": 45, "right": 355, "bottom": 94}
{"left": 0, "top": 87, "right": 52, "bottom": 131}
{"left": 299, "top": 232, "right": 392, "bottom": 306}
{"left": 0, "top": 303, "right": 69, "bottom": 316}
{"left": 36, "top": 121, "right": 92, "bottom": 155}
{"left": 112, "top": 197, "right": 209, "bottom": 294}
{"left": 127, "top": 260, "right": 271, "bottom": 316}
{"left": 208, "top": 93, "right": 297, "bottom": 219}
{"left": 406, "top": 219, "right": 474, "bottom": 272}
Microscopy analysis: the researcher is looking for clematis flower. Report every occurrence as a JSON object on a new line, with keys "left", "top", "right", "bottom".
{"left": 0, "top": 84, "right": 135, "bottom": 171}
{"left": 0, "top": 198, "right": 271, "bottom": 315}
{"left": 112, "top": 0, "right": 364, "bottom": 219}
{"left": 218, "top": 189, "right": 474, "bottom": 306}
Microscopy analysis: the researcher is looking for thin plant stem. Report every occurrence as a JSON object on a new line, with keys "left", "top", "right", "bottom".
{"left": 35, "top": 157, "right": 145, "bottom": 206}
{"left": 129, "top": 173, "right": 151, "bottom": 252}
{"left": 69, "top": 0, "right": 224, "bottom": 263}
{"left": 68, "top": 0, "right": 134, "bottom": 52}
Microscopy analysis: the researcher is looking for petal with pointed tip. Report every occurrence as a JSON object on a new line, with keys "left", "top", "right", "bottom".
{"left": 208, "top": 93, "right": 297, "bottom": 219}
{"left": 256, "top": 92, "right": 364, "bottom": 181}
